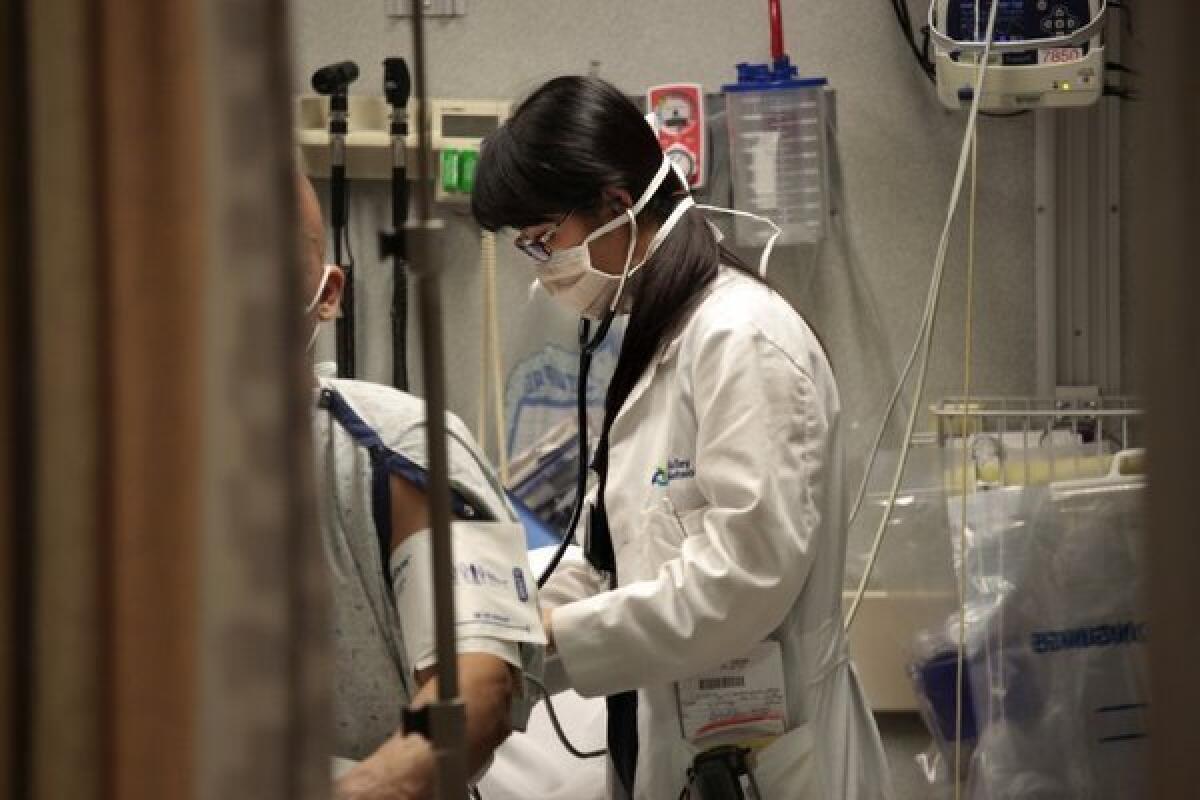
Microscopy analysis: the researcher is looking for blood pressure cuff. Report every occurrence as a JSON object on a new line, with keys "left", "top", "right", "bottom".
{"left": 390, "top": 520, "right": 547, "bottom": 730}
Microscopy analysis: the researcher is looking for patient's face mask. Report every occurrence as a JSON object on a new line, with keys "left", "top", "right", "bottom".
{"left": 305, "top": 263, "right": 334, "bottom": 353}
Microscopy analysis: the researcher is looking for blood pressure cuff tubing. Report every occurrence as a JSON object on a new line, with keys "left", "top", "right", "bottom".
{"left": 391, "top": 520, "right": 547, "bottom": 730}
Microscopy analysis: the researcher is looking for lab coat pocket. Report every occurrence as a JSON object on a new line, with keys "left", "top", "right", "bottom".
{"left": 752, "top": 722, "right": 826, "bottom": 799}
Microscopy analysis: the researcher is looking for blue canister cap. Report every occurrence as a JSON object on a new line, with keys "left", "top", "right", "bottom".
{"left": 722, "top": 55, "right": 828, "bottom": 92}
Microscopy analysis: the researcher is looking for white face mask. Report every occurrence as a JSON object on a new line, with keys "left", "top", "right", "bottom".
{"left": 305, "top": 263, "right": 334, "bottom": 353}
{"left": 534, "top": 157, "right": 782, "bottom": 320}
{"left": 535, "top": 157, "right": 678, "bottom": 320}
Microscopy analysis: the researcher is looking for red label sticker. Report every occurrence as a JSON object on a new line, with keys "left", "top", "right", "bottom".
{"left": 1040, "top": 47, "right": 1083, "bottom": 65}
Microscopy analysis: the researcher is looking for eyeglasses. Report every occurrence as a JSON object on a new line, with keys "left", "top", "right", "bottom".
{"left": 514, "top": 211, "right": 572, "bottom": 263}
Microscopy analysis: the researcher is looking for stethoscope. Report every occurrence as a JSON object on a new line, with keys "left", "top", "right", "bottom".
{"left": 532, "top": 178, "right": 712, "bottom": 587}
{"left": 536, "top": 311, "right": 616, "bottom": 588}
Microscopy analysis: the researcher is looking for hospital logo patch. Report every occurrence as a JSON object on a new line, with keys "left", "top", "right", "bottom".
{"left": 650, "top": 457, "right": 696, "bottom": 486}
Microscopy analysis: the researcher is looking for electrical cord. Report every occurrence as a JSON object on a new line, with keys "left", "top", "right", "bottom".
{"left": 333, "top": 180, "right": 357, "bottom": 377}
{"left": 893, "top": 0, "right": 937, "bottom": 81}
{"left": 477, "top": 231, "right": 510, "bottom": 484}
{"left": 342, "top": 225, "right": 356, "bottom": 270}
{"left": 341, "top": 190, "right": 356, "bottom": 270}
{"left": 954, "top": 118, "right": 982, "bottom": 800}
{"left": 921, "top": 23, "right": 934, "bottom": 71}
{"left": 844, "top": 0, "right": 1001, "bottom": 633}
{"left": 1107, "top": 0, "right": 1133, "bottom": 34}
{"left": 889, "top": 0, "right": 936, "bottom": 81}
{"left": 527, "top": 676, "right": 607, "bottom": 760}
{"left": 849, "top": 0, "right": 1038, "bottom": 529}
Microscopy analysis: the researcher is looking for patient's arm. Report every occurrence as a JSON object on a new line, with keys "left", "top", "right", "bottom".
{"left": 343, "top": 475, "right": 518, "bottom": 794}
{"left": 334, "top": 733, "right": 434, "bottom": 800}
{"left": 412, "top": 653, "right": 517, "bottom": 778}
{"left": 394, "top": 471, "right": 518, "bottom": 776}
{"left": 333, "top": 651, "right": 515, "bottom": 799}
{"left": 388, "top": 472, "right": 431, "bottom": 545}
{"left": 336, "top": 472, "right": 517, "bottom": 798}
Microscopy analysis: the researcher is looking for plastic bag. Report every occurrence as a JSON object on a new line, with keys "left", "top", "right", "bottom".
{"left": 912, "top": 479, "right": 1147, "bottom": 796}
{"left": 929, "top": 480, "right": 1151, "bottom": 799}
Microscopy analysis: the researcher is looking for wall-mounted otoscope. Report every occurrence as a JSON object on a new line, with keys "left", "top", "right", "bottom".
{"left": 381, "top": 57, "right": 412, "bottom": 391}
{"left": 311, "top": 60, "right": 360, "bottom": 378}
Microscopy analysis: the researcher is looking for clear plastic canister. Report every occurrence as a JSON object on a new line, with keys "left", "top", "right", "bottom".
{"left": 724, "top": 72, "right": 829, "bottom": 246}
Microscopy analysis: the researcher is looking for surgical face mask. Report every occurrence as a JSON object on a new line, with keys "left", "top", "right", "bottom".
{"left": 534, "top": 157, "right": 677, "bottom": 320}
{"left": 305, "top": 263, "right": 334, "bottom": 353}
{"left": 534, "top": 157, "right": 782, "bottom": 319}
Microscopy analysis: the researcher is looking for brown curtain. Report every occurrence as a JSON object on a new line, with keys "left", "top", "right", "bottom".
{"left": 1, "top": 0, "right": 34, "bottom": 795}
{"left": 3, "top": 0, "right": 329, "bottom": 798}
{"left": 26, "top": 0, "right": 107, "bottom": 797}
{"left": 194, "top": 0, "right": 331, "bottom": 796}
{"left": 1133, "top": 1, "right": 1200, "bottom": 798}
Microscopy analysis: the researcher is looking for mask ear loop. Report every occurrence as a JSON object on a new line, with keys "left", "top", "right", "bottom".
{"left": 604, "top": 155, "right": 678, "bottom": 314}
{"left": 648, "top": 196, "right": 695, "bottom": 259}
{"left": 607, "top": 211, "right": 640, "bottom": 314}
{"left": 758, "top": 219, "right": 783, "bottom": 277}
{"left": 305, "top": 263, "right": 335, "bottom": 355}
{"left": 305, "top": 263, "right": 334, "bottom": 314}
{"left": 668, "top": 160, "right": 690, "bottom": 192}
{"left": 695, "top": 205, "right": 783, "bottom": 277}
{"left": 607, "top": 195, "right": 698, "bottom": 314}
{"left": 582, "top": 156, "right": 676, "bottom": 250}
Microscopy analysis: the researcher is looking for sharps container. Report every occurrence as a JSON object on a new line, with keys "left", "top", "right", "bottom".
{"left": 723, "top": 58, "right": 829, "bottom": 245}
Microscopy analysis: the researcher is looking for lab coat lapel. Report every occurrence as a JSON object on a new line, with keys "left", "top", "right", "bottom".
{"left": 609, "top": 359, "right": 658, "bottom": 440}
{"left": 609, "top": 331, "right": 684, "bottom": 439}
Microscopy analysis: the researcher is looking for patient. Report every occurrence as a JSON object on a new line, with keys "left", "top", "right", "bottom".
{"left": 297, "top": 174, "right": 541, "bottom": 798}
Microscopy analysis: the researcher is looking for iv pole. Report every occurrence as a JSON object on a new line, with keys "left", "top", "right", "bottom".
{"left": 403, "top": 5, "right": 469, "bottom": 797}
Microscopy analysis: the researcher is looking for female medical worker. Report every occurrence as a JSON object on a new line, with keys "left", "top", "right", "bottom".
{"left": 471, "top": 76, "right": 892, "bottom": 800}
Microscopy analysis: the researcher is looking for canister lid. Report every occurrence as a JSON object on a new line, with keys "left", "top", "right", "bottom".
{"left": 722, "top": 56, "right": 828, "bottom": 92}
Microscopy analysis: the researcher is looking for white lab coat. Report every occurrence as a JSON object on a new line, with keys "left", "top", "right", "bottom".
{"left": 542, "top": 267, "right": 893, "bottom": 799}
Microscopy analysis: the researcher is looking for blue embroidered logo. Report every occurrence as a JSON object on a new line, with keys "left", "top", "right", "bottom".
{"left": 513, "top": 567, "right": 529, "bottom": 603}
{"left": 651, "top": 457, "right": 696, "bottom": 486}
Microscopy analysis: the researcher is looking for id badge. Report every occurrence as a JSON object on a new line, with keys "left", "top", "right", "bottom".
{"left": 676, "top": 640, "right": 788, "bottom": 746}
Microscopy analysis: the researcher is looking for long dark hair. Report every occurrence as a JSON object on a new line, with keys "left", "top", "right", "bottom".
{"left": 472, "top": 76, "right": 762, "bottom": 427}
